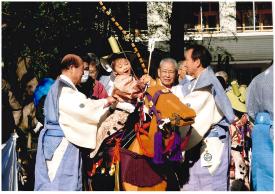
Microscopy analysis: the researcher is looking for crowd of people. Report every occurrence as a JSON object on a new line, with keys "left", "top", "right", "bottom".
{"left": 2, "top": 44, "right": 273, "bottom": 191}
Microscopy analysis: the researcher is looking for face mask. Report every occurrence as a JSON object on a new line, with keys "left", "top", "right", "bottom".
{"left": 81, "top": 70, "right": 89, "bottom": 83}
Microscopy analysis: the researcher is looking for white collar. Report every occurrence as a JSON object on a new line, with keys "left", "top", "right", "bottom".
{"left": 185, "top": 75, "right": 193, "bottom": 80}
{"left": 60, "top": 74, "right": 78, "bottom": 90}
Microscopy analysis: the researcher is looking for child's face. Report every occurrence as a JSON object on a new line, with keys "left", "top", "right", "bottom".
{"left": 113, "top": 58, "right": 131, "bottom": 76}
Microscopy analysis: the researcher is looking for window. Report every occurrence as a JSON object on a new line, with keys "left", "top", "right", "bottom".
{"left": 255, "top": 2, "right": 273, "bottom": 31}
{"left": 236, "top": 2, "right": 253, "bottom": 31}
{"left": 183, "top": 2, "right": 220, "bottom": 32}
{"left": 201, "top": 2, "right": 220, "bottom": 31}
{"left": 236, "top": 1, "right": 272, "bottom": 32}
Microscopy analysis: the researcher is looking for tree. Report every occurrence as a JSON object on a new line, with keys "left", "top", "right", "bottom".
{"left": 2, "top": 2, "right": 113, "bottom": 80}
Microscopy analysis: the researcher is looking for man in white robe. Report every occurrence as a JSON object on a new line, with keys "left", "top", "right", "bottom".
{"left": 172, "top": 45, "right": 235, "bottom": 191}
{"left": 34, "top": 54, "right": 116, "bottom": 190}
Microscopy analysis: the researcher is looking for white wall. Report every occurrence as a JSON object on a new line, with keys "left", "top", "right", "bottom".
{"left": 219, "top": 1, "right": 237, "bottom": 34}
{"left": 147, "top": 2, "right": 172, "bottom": 52}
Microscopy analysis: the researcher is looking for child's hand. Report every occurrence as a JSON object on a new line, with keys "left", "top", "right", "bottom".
{"left": 140, "top": 74, "right": 152, "bottom": 84}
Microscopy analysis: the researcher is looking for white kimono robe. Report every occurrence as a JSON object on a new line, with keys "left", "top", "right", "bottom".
{"left": 47, "top": 75, "right": 109, "bottom": 181}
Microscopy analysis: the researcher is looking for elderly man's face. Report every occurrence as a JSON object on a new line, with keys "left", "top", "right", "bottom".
{"left": 158, "top": 61, "right": 176, "bottom": 88}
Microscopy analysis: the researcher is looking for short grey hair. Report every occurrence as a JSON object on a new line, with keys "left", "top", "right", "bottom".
{"left": 159, "top": 58, "right": 177, "bottom": 69}
{"left": 215, "top": 71, "right": 228, "bottom": 82}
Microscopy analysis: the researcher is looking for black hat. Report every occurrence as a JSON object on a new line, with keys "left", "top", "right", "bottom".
{"left": 109, "top": 51, "right": 136, "bottom": 64}
{"left": 99, "top": 51, "right": 137, "bottom": 73}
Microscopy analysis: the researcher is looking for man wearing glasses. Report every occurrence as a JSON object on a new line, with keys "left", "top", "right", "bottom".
{"left": 156, "top": 58, "right": 178, "bottom": 88}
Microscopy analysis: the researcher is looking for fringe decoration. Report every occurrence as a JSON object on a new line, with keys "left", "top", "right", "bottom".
{"left": 169, "top": 132, "right": 183, "bottom": 161}
{"left": 112, "top": 138, "right": 121, "bottom": 163}
{"left": 153, "top": 131, "right": 164, "bottom": 164}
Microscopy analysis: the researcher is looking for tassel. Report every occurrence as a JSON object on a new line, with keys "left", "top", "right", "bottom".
{"left": 112, "top": 138, "right": 121, "bottom": 163}
{"left": 169, "top": 132, "right": 183, "bottom": 162}
{"left": 110, "top": 138, "right": 121, "bottom": 178}
{"left": 153, "top": 131, "right": 165, "bottom": 164}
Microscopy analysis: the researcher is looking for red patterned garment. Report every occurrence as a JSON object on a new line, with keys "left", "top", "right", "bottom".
{"left": 92, "top": 80, "right": 108, "bottom": 99}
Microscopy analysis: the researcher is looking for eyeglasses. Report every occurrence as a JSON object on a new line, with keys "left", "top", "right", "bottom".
{"left": 160, "top": 70, "right": 175, "bottom": 75}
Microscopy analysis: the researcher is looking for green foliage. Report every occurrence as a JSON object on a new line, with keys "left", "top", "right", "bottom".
{"left": 2, "top": 2, "right": 111, "bottom": 79}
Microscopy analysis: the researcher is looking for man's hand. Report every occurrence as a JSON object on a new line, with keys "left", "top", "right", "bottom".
{"left": 104, "top": 96, "right": 117, "bottom": 108}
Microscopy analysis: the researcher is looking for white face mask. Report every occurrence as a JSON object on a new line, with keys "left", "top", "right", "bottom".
{"left": 81, "top": 70, "right": 89, "bottom": 83}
